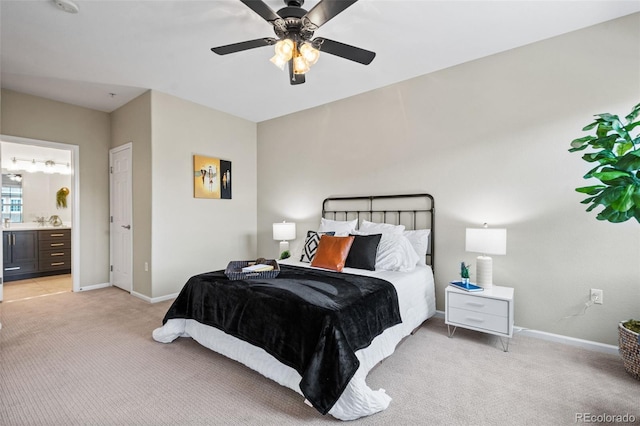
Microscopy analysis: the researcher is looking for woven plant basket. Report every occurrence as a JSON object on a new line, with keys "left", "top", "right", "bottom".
{"left": 618, "top": 322, "right": 640, "bottom": 381}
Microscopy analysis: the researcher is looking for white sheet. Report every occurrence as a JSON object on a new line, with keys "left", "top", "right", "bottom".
{"left": 153, "top": 260, "right": 436, "bottom": 420}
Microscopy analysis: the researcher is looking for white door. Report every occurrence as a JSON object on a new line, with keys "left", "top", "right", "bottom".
{"left": 110, "top": 144, "right": 132, "bottom": 292}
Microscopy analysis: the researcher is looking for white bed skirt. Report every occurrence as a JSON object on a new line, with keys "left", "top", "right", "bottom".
{"left": 153, "top": 262, "right": 436, "bottom": 420}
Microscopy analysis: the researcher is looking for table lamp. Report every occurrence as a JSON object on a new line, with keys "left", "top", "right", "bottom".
{"left": 273, "top": 221, "right": 296, "bottom": 258}
{"left": 465, "top": 224, "right": 507, "bottom": 289}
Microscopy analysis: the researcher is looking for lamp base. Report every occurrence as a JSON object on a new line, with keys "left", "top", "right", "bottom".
{"left": 475, "top": 255, "right": 493, "bottom": 288}
{"left": 279, "top": 241, "right": 289, "bottom": 258}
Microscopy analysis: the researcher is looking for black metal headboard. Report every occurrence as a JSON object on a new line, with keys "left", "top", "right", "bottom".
{"left": 322, "top": 193, "right": 435, "bottom": 269}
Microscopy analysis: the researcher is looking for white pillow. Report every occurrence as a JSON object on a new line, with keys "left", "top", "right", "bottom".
{"left": 359, "top": 220, "right": 405, "bottom": 235}
{"left": 403, "top": 229, "right": 431, "bottom": 259}
{"left": 318, "top": 217, "right": 357, "bottom": 236}
{"left": 375, "top": 234, "right": 419, "bottom": 272}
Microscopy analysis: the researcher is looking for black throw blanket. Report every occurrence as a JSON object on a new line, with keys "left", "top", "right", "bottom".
{"left": 162, "top": 264, "right": 402, "bottom": 414}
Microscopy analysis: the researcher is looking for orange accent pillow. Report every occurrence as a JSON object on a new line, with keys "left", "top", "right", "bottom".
{"left": 311, "top": 235, "right": 355, "bottom": 272}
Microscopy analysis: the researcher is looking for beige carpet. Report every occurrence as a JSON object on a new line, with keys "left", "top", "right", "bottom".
{"left": 0, "top": 286, "right": 638, "bottom": 425}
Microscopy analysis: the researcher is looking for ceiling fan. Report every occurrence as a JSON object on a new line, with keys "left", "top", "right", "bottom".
{"left": 211, "top": 0, "right": 376, "bottom": 85}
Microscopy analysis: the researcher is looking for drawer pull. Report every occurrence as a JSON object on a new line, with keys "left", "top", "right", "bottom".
{"left": 4, "top": 266, "right": 21, "bottom": 271}
{"left": 51, "top": 262, "right": 66, "bottom": 266}
{"left": 49, "top": 233, "right": 65, "bottom": 237}
{"left": 50, "top": 243, "right": 65, "bottom": 247}
{"left": 466, "top": 316, "right": 485, "bottom": 323}
{"left": 50, "top": 253, "right": 65, "bottom": 256}
{"left": 466, "top": 302, "right": 485, "bottom": 308}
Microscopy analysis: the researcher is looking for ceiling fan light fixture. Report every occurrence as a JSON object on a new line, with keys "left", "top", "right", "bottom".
{"left": 274, "top": 39, "right": 294, "bottom": 61}
{"left": 270, "top": 54, "right": 288, "bottom": 70}
{"left": 293, "top": 55, "right": 310, "bottom": 75}
{"left": 299, "top": 42, "right": 320, "bottom": 65}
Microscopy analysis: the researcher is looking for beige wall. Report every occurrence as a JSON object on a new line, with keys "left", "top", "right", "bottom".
{"left": 1, "top": 89, "right": 111, "bottom": 287}
{"left": 149, "top": 91, "right": 257, "bottom": 298}
{"left": 110, "top": 91, "right": 153, "bottom": 297}
{"left": 2, "top": 88, "right": 256, "bottom": 300}
{"left": 256, "top": 14, "right": 640, "bottom": 345}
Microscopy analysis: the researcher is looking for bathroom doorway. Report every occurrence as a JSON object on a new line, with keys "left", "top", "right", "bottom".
{"left": 0, "top": 135, "right": 80, "bottom": 302}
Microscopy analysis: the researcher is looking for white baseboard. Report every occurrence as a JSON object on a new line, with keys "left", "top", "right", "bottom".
{"left": 433, "top": 310, "right": 618, "bottom": 355}
{"left": 78, "top": 282, "right": 111, "bottom": 292}
{"left": 77, "top": 284, "right": 176, "bottom": 304}
{"left": 131, "top": 291, "right": 178, "bottom": 304}
{"left": 514, "top": 327, "right": 619, "bottom": 355}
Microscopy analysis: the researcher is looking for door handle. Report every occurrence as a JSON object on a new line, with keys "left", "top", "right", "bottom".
{"left": 122, "top": 225, "right": 131, "bottom": 230}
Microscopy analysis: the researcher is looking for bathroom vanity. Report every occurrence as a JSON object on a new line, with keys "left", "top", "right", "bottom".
{"left": 3, "top": 227, "right": 71, "bottom": 281}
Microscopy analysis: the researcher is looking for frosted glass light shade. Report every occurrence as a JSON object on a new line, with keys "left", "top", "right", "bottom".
{"left": 300, "top": 42, "right": 320, "bottom": 65}
{"left": 273, "top": 222, "right": 296, "bottom": 241}
{"left": 293, "top": 55, "right": 310, "bottom": 74}
{"left": 274, "top": 39, "right": 294, "bottom": 60}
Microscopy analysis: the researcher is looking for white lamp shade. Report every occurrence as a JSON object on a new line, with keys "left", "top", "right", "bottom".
{"left": 273, "top": 222, "right": 296, "bottom": 241}
{"left": 465, "top": 228, "right": 507, "bottom": 255}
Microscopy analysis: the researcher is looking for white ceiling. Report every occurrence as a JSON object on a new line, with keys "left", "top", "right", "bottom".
{"left": 2, "top": 1, "right": 639, "bottom": 123}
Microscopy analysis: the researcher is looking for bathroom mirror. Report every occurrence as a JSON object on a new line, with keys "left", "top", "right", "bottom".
{"left": 1, "top": 173, "right": 24, "bottom": 223}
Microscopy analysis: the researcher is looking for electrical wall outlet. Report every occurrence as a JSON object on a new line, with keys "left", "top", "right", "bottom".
{"left": 590, "top": 288, "right": 603, "bottom": 305}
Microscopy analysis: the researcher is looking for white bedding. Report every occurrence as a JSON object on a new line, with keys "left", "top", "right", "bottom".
{"left": 152, "top": 259, "right": 436, "bottom": 420}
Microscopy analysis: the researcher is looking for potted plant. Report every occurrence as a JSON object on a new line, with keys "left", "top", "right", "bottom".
{"left": 619, "top": 320, "right": 640, "bottom": 380}
{"left": 569, "top": 103, "right": 640, "bottom": 380}
{"left": 568, "top": 102, "right": 640, "bottom": 223}
{"left": 460, "top": 262, "right": 471, "bottom": 285}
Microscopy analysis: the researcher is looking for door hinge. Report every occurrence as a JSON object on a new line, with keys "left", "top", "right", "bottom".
{"left": 110, "top": 216, "right": 113, "bottom": 223}
{"left": 110, "top": 265, "right": 113, "bottom": 272}
{"left": 110, "top": 166, "right": 113, "bottom": 174}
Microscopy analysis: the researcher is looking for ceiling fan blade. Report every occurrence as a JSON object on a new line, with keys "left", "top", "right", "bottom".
{"left": 315, "top": 38, "right": 375, "bottom": 65}
{"left": 240, "top": 0, "right": 280, "bottom": 23}
{"left": 304, "top": 0, "right": 358, "bottom": 29}
{"left": 211, "top": 37, "right": 276, "bottom": 55}
{"left": 288, "top": 60, "right": 306, "bottom": 85}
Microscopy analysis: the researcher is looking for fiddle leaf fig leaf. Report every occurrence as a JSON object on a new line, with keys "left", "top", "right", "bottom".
{"left": 625, "top": 102, "right": 640, "bottom": 122}
{"left": 616, "top": 141, "right": 634, "bottom": 156}
{"left": 616, "top": 150, "right": 640, "bottom": 171}
{"left": 596, "top": 113, "right": 619, "bottom": 122}
{"left": 582, "top": 150, "right": 616, "bottom": 165}
{"left": 591, "top": 170, "right": 631, "bottom": 182}
{"left": 570, "top": 135, "right": 596, "bottom": 148}
{"left": 611, "top": 185, "right": 636, "bottom": 212}
{"left": 624, "top": 120, "right": 640, "bottom": 133}
{"left": 576, "top": 185, "right": 605, "bottom": 195}
{"left": 582, "top": 121, "right": 598, "bottom": 131}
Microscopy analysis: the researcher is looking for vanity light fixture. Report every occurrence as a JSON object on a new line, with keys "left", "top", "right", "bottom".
{"left": 6, "top": 157, "right": 71, "bottom": 175}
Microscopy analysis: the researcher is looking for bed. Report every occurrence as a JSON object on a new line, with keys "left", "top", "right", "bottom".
{"left": 152, "top": 193, "right": 436, "bottom": 420}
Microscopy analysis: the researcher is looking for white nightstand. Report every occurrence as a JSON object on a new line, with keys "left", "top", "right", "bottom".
{"left": 445, "top": 284, "right": 514, "bottom": 351}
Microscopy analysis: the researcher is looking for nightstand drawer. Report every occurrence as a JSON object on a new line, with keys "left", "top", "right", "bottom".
{"left": 447, "top": 307, "right": 509, "bottom": 335}
{"left": 448, "top": 292, "right": 508, "bottom": 317}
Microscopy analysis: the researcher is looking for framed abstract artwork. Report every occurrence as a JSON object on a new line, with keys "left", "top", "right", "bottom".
{"left": 193, "top": 155, "right": 232, "bottom": 199}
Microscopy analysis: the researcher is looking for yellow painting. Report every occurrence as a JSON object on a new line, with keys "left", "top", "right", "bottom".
{"left": 193, "top": 155, "right": 232, "bottom": 199}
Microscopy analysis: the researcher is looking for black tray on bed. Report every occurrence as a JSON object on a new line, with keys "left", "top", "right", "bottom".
{"left": 224, "top": 259, "right": 280, "bottom": 280}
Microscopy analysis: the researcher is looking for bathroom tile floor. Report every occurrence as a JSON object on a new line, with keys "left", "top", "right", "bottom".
{"left": 2, "top": 274, "right": 72, "bottom": 302}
